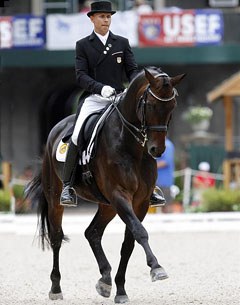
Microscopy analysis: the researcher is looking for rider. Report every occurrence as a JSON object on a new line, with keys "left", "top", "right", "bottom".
{"left": 60, "top": 0, "right": 166, "bottom": 207}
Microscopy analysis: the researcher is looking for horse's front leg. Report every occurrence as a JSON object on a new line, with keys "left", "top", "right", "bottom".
{"left": 113, "top": 192, "right": 168, "bottom": 285}
{"left": 84, "top": 205, "right": 116, "bottom": 298}
{"left": 114, "top": 227, "right": 135, "bottom": 304}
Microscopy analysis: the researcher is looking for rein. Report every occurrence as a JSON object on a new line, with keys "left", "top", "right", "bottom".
{"left": 111, "top": 97, "right": 148, "bottom": 147}
{"left": 111, "top": 74, "right": 177, "bottom": 147}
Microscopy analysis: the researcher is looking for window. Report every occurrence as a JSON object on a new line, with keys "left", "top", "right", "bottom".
{"left": 209, "top": 0, "right": 239, "bottom": 7}
{"left": 43, "top": 0, "right": 78, "bottom": 14}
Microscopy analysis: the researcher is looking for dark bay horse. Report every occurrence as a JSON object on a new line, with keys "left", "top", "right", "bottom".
{"left": 26, "top": 67, "right": 185, "bottom": 303}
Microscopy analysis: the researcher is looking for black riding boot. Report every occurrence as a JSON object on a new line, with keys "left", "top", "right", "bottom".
{"left": 150, "top": 186, "right": 166, "bottom": 207}
{"left": 60, "top": 141, "right": 79, "bottom": 207}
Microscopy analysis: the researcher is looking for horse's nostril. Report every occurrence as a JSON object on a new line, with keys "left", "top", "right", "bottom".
{"left": 149, "top": 145, "right": 165, "bottom": 158}
{"left": 150, "top": 147, "right": 156, "bottom": 155}
{"left": 150, "top": 146, "right": 160, "bottom": 157}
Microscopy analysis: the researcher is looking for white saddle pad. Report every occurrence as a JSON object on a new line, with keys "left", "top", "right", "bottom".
{"left": 56, "top": 141, "right": 69, "bottom": 162}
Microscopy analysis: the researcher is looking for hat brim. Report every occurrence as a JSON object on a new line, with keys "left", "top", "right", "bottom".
{"left": 87, "top": 10, "right": 116, "bottom": 17}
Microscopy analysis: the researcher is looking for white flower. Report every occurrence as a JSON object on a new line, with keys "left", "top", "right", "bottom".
{"left": 183, "top": 106, "right": 213, "bottom": 124}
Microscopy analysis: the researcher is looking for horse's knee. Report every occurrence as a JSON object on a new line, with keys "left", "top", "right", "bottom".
{"left": 132, "top": 226, "right": 148, "bottom": 244}
{"left": 85, "top": 226, "right": 101, "bottom": 243}
{"left": 84, "top": 226, "right": 92, "bottom": 241}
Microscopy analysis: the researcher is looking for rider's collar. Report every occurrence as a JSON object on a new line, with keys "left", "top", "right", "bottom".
{"left": 94, "top": 31, "right": 109, "bottom": 45}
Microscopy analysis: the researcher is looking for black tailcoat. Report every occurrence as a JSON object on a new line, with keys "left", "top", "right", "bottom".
{"left": 75, "top": 31, "right": 138, "bottom": 95}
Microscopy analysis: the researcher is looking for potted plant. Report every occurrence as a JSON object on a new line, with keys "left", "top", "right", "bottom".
{"left": 183, "top": 106, "right": 213, "bottom": 132}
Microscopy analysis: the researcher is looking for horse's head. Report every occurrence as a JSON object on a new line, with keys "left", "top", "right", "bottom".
{"left": 137, "top": 67, "right": 185, "bottom": 158}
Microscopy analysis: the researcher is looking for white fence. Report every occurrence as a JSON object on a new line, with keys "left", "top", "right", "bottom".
{"left": 0, "top": 168, "right": 224, "bottom": 213}
{"left": 174, "top": 168, "right": 224, "bottom": 207}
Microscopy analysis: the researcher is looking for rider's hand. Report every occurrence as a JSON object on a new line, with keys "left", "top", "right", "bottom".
{"left": 101, "top": 86, "right": 115, "bottom": 98}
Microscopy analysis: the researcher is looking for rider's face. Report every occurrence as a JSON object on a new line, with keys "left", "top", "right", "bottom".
{"left": 90, "top": 13, "right": 112, "bottom": 36}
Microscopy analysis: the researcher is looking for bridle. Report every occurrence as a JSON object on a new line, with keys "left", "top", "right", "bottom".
{"left": 139, "top": 84, "right": 178, "bottom": 133}
{"left": 111, "top": 73, "right": 178, "bottom": 147}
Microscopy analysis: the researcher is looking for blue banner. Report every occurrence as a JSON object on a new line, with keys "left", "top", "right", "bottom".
{"left": 195, "top": 9, "right": 223, "bottom": 45}
{"left": 12, "top": 15, "right": 46, "bottom": 48}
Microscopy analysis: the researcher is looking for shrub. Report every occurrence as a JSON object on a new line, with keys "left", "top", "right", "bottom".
{"left": 201, "top": 188, "right": 240, "bottom": 212}
{"left": 13, "top": 184, "right": 24, "bottom": 199}
{"left": 0, "top": 189, "right": 11, "bottom": 211}
{"left": 13, "top": 184, "right": 30, "bottom": 214}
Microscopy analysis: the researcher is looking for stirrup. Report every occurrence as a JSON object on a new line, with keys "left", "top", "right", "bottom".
{"left": 60, "top": 185, "right": 77, "bottom": 207}
{"left": 150, "top": 186, "right": 166, "bottom": 207}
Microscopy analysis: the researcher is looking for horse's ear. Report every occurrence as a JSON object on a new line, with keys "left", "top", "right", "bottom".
{"left": 171, "top": 74, "right": 186, "bottom": 86}
{"left": 144, "top": 68, "right": 156, "bottom": 85}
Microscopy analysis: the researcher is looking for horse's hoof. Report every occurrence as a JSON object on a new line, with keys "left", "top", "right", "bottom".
{"left": 114, "top": 294, "right": 129, "bottom": 304}
{"left": 96, "top": 279, "right": 112, "bottom": 298}
{"left": 48, "top": 291, "right": 63, "bottom": 300}
{"left": 150, "top": 267, "right": 168, "bottom": 282}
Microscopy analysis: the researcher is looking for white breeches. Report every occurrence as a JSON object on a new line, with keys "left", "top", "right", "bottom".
{"left": 71, "top": 94, "right": 111, "bottom": 145}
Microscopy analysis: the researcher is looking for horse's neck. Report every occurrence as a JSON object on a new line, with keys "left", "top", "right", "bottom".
{"left": 119, "top": 78, "right": 146, "bottom": 122}
{"left": 112, "top": 79, "right": 148, "bottom": 158}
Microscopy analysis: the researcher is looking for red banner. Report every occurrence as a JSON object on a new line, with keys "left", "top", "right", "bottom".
{"left": 0, "top": 16, "right": 13, "bottom": 48}
{"left": 138, "top": 10, "right": 223, "bottom": 47}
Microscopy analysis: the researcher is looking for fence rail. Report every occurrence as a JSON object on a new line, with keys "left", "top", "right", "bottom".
{"left": 0, "top": 168, "right": 225, "bottom": 213}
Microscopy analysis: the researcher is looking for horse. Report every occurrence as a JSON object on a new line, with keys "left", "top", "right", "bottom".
{"left": 26, "top": 66, "right": 185, "bottom": 303}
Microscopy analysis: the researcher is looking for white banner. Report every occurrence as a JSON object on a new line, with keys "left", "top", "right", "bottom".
{"left": 46, "top": 11, "right": 138, "bottom": 50}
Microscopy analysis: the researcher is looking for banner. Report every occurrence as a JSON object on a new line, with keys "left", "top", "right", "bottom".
{"left": 0, "top": 9, "right": 224, "bottom": 50}
{"left": 46, "top": 13, "right": 89, "bottom": 50}
{"left": 138, "top": 9, "right": 223, "bottom": 47}
{"left": 0, "top": 16, "right": 13, "bottom": 48}
{"left": 0, "top": 15, "right": 46, "bottom": 49}
{"left": 13, "top": 15, "right": 45, "bottom": 48}
{"left": 46, "top": 11, "right": 138, "bottom": 50}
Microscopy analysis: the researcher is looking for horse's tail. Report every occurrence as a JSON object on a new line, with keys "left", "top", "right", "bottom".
{"left": 25, "top": 171, "right": 50, "bottom": 250}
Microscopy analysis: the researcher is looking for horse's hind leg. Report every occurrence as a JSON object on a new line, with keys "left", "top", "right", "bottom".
{"left": 42, "top": 157, "right": 65, "bottom": 300}
{"left": 84, "top": 205, "right": 116, "bottom": 298}
{"left": 48, "top": 204, "right": 65, "bottom": 300}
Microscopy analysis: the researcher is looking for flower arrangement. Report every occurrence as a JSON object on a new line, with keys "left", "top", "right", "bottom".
{"left": 183, "top": 106, "right": 213, "bottom": 124}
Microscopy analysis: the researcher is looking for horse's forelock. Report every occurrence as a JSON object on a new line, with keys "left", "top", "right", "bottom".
{"left": 126, "top": 67, "right": 166, "bottom": 99}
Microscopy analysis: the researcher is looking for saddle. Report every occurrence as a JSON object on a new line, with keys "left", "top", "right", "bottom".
{"left": 71, "top": 93, "right": 125, "bottom": 164}
{"left": 56, "top": 94, "right": 123, "bottom": 199}
{"left": 59, "top": 104, "right": 113, "bottom": 163}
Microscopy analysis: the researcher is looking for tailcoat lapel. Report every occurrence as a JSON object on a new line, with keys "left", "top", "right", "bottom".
{"left": 89, "top": 31, "right": 104, "bottom": 54}
{"left": 96, "top": 31, "right": 117, "bottom": 66}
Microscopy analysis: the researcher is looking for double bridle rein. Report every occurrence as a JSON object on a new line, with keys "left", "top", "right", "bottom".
{"left": 111, "top": 73, "right": 178, "bottom": 147}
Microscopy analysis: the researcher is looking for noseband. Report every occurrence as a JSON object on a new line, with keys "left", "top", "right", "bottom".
{"left": 111, "top": 73, "right": 178, "bottom": 147}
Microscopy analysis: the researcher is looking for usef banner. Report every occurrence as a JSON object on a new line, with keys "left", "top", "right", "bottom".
{"left": 138, "top": 9, "right": 223, "bottom": 47}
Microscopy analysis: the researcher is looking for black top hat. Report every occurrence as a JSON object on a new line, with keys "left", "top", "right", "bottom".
{"left": 87, "top": 1, "right": 116, "bottom": 17}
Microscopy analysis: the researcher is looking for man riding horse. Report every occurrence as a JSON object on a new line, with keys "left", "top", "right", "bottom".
{"left": 60, "top": 1, "right": 166, "bottom": 207}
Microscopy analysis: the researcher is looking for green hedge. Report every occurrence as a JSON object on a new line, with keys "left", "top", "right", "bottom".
{"left": 0, "top": 184, "right": 29, "bottom": 213}
{"left": 201, "top": 188, "right": 240, "bottom": 212}
{"left": 0, "top": 189, "right": 11, "bottom": 211}
{"left": 13, "top": 184, "right": 24, "bottom": 199}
